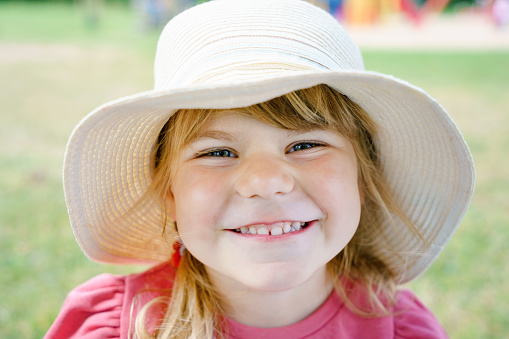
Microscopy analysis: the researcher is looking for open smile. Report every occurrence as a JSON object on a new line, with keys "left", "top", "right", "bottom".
{"left": 229, "top": 221, "right": 311, "bottom": 236}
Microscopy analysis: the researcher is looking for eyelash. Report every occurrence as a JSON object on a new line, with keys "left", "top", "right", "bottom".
{"left": 197, "top": 141, "right": 324, "bottom": 158}
{"left": 197, "top": 148, "right": 237, "bottom": 158}
{"left": 287, "top": 141, "right": 324, "bottom": 153}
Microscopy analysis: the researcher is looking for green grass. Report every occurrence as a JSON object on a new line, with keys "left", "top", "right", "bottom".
{"left": 1, "top": 3, "right": 508, "bottom": 338}
{"left": 0, "top": 2, "right": 160, "bottom": 55}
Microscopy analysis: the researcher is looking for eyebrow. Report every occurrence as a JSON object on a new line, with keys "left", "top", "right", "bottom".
{"left": 193, "top": 127, "right": 330, "bottom": 143}
{"left": 283, "top": 127, "right": 332, "bottom": 138}
{"left": 284, "top": 129, "right": 316, "bottom": 137}
{"left": 193, "top": 130, "right": 239, "bottom": 142}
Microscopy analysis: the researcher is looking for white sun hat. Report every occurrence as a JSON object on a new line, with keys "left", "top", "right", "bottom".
{"left": 64, "top": 0, "right": 475, "bottom": 283}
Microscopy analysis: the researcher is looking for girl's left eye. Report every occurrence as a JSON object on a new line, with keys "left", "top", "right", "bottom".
{"left": 287, "top": 142, "right": 324, "bottom": 153}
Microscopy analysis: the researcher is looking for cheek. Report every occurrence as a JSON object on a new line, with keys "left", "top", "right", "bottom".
{"left": 322, "top": 175, "right": 362, "bottom": 221}
{"left": 173, "top": 170, "right": 228, "bottom": 227}
{"left": 313, "top": 155, "right": 360, "bottom": 201}
{"left": 312, "top": 159, "right": 361, "bottom": 236}
{"left": 173, "top": 172, "right": 228, "bottom": 256}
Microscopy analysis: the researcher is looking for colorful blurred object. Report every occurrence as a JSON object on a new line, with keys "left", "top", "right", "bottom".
{"left": 339, "top": 0, "right": 428, "bottom": 25}
{"left": 492, "top": 0, "right": 509, "bottom": 26}
{"left": 314, "top": 0, "right": 509, "bottom": 25}
{"left": 125, "top": 0, "right": 504, "bottom": 28}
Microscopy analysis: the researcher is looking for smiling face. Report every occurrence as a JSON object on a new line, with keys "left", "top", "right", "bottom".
{"left": 166, "top": 110, "right": 362, "bottom": 293}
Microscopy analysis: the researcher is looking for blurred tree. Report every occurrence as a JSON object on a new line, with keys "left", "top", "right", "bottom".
{"left": 84, "top": 0, "right": 101, "bottom": 29}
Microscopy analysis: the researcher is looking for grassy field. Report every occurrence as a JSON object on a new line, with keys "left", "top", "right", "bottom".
{"left": 1, "top": 3, "right": 508, "bottom": 338}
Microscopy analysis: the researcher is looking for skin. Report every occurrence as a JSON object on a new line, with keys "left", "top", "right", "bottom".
{"left": 166, "top": 111, "right": 362, "bottom": 327}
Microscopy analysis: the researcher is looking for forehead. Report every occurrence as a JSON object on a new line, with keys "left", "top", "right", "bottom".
{"left": 194, "top": 110, "right": 331, "bottom": 139}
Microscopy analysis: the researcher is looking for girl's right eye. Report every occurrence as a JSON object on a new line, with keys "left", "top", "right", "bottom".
{"left": 197, "top": 149, "right": 237, "bottom": 158}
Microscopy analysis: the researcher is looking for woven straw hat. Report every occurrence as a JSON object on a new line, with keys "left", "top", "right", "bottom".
{"left": 64, "top": 0, "right": 474, "bottom": 283}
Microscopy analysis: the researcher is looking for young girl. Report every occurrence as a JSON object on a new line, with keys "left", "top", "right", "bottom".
{"left": 45, "top": 0, "right": 475, "bottom": 338}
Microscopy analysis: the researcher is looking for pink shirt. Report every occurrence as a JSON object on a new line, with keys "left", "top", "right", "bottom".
{"left": 45, "top": 262, "right": 448, "bottom": 338}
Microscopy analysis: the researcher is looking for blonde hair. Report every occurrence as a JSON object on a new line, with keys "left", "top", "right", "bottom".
{"left": 134, "top": 84, "right": 425, "bottom": 338}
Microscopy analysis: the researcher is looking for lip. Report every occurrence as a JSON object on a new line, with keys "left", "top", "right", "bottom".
{"left": 226, "top": 220, "right": 318, "bottom": 242}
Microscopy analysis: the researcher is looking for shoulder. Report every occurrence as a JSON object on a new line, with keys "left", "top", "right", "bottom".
{"left": 44, "top": 262, "right": 175, "bottom": 339}
{"left": 314, "top": 285, "right": 448, "bottom": 339}
{"left": 393, "top": 290, "right": 448, "bottom": 339}
{"left": 44, "top": 273, "right": 126, "bottom": 339}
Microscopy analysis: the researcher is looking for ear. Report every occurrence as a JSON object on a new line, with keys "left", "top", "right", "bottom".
{"left": 165, "top": 190, "right": 177, "bottom": 221}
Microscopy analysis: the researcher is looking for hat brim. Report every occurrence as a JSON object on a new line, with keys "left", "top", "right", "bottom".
{"left": 64, "top": 70, "right": 474, "bottom": 283}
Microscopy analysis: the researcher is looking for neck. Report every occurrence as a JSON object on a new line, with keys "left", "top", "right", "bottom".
{"left": 209, "top": 266, "right": 334, "bottom": 328}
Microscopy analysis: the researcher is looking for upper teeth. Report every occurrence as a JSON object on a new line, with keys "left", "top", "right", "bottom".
{"left": 236, "top": 221, "right": 307, "bottom": 235}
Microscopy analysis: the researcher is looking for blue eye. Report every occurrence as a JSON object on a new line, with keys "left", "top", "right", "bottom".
{"left": 288, "top": 142, "right": 323, "bottom": 153}
{"left": 200, "top": 149, "right": 236, "bottom": 158}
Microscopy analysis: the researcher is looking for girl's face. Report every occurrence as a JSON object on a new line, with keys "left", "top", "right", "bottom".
{"left": 166, "top": 112, "right": 361, "bottom": 293}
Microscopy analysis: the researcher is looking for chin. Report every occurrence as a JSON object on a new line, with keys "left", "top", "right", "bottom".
{"left": 240, "top": 263, "right": 317, "bottom": 293}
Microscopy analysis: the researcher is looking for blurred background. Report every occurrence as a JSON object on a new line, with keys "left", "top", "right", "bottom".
{"left": 0, "top": 0, "right": 508, "bottom": 338}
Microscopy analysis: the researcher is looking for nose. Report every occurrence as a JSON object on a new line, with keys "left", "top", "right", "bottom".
{"left": 235, "top": 155, "right": 294, "bottom": 199}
